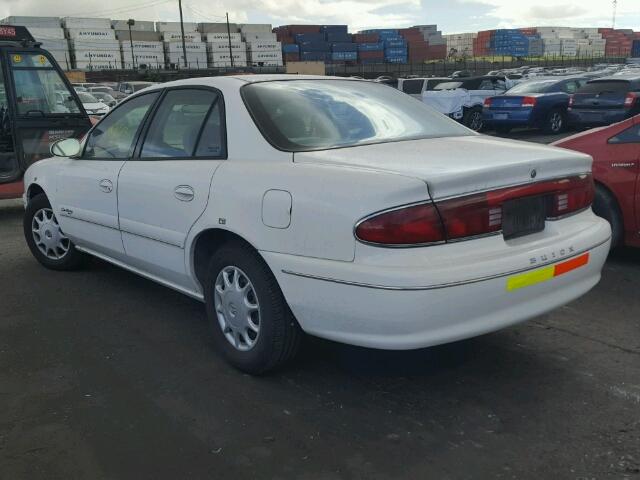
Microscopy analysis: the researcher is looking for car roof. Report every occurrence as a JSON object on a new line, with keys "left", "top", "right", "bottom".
{"left": 588, "top": 74, "right": 640, "bottom": 82}
{"left": 140, "top": 74, "right": 365, "bottom": 93}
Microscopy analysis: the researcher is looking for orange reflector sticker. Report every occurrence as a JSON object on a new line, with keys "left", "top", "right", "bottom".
{"left": 506, "top": 253, "right": 590, "bottom": 291}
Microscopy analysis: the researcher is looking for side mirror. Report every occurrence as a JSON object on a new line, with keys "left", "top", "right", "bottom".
{"left": 50, "top": 138, "right": 81, "bottom": 157}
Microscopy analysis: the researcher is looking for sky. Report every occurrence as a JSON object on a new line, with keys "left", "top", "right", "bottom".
{"left": 2, "top": 0, "right": 639, "bottom": 34}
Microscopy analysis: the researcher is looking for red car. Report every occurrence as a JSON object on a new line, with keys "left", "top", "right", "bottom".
{"left": 553, "top": 115, "right": 640, "bottom": 247}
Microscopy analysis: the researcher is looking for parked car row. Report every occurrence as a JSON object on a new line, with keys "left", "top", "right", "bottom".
{"left": 71, "top": 81, "right": 158, "bottom": 117}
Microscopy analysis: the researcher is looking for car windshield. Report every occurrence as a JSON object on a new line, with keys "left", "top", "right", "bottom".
{"left": 242, "top": 79, "right": 472, "bottom": 152}
{"left": 434, "top": 81, "right": 464, "bottom": 90}
{"left": 577, "top": 80, "right": 631, "bottom": 94}
{"left": 506, "top": 80, "right": 556, "bottom": 94}
{"left": 78, "top": 92, "right": 99, "bottom": 103}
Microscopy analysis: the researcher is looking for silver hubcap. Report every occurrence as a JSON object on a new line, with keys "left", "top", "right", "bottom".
{"left": 214, "top": 266, "right": 261, "bottom": 351}
{"left": 550, "top": 113, "right": 562, "bottom": 132}
{"left": 31, "top": 208, "right": 70, "bottom": 260}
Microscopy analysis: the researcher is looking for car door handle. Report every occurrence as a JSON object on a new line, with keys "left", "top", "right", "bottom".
{"left": 99, "top": 179, "right": 113, "bottom": 193}
{"left": 174, "top": 185, "right": 195, "bottom": 202}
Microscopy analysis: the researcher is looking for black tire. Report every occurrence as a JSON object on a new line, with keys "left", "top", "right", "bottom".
{"left": 592, "top": 185, "right": 623, "bottom": 248}
{"left": 542, "top": 108, "right": 566, "bottom": 134}
{"left": 204, "top": 242, "right": 301, "bottom": 374}
{"left": 23, "top": 193, "right": 86, "bottom": 270}
{"left": 463, "top": 107, "right": 484, "bottom": 131}
{"left": 494, "top": 125, "right": 512, "bottom": 134}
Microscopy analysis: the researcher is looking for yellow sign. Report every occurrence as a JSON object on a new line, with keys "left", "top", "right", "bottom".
{"left": 12, "top": 54, "right": 22, "bottom": 63}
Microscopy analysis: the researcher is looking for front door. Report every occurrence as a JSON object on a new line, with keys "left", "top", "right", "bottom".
{"left": 55, "top": 91, "right": 160, "bottom": 259}
{"left": 117, "top": 87, "right": 227, "bottom": 290}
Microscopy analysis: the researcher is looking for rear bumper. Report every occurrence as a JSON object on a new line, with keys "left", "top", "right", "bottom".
{"left": 483, "top": 108, "right": 533, "bottom": 127}
{"left": 263, "top": 213, "right": 611, "bottom": 350}
{"left": 567, "top": 109, "right": 629, "bottom": 127}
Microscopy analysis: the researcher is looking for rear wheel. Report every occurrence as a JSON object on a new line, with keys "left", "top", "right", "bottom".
{"left": 463, "top": 107, "right": 484, "bottom": 131}
{"left": 592, "top": 185, "right": 623, "bottom": 248}
{"left": 542, "top": 108, "right": 566, "bottom": 134}
{"left": 204, "top": 242, "right": 301, "bottom": 374}
{"left": 23, "top": 193, "right": 86, "bottom": 270}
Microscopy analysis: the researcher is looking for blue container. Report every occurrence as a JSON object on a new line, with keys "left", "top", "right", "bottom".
{"left": 282, "top": 44, "right": 300, "bottom": 53}
{"left": 299, "top": 41, "right": 330, "bottom": 51}
{"left": 385, "top": 56, "right": 407, "bottom": 63}
{"left": 358, "top": 42, "right": 384, "bottom": 51}
{"left": 325, "top": 32, "right": 351, "bottom": 43}
{"left": 331, "top": 42, "right": 358, "bottom": 52}
{"left": 295, "top": 33, "right": 325, "bottom": 43}
{"left": 321, "top": 25, "right": 348, "bottom": 34}
{"left": 300, "top": 51, "right": 331, "bottom": 61}
{"left": 359, "top": 58, "right": 384, "bottom": 64}
{"left": 384, "top": 47, "right": 408, "bottom": 56}
{"left": 331, "top": 51, "right": 357, "bottom": 61}
{"left": 632, "top": 40, "right": 640, "bottom": 57}
{"left": 384, "top": 39, "right": 406, "bottom": 48}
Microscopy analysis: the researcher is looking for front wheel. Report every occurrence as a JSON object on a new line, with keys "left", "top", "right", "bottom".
{"left": 23, "top": 193, "right": 86, "bottom": 270}
{"left": 463, "top": 107, "right": 484, "bottom": 131}
{"left": 204, "top": 243, "right": 301, "bottom": 374}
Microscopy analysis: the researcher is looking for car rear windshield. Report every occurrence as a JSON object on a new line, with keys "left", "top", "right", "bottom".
{"left": 241, "top": 80, "right": 472, "bottom": 151}
{"left": 577, "top": 80, "right": 631, "bottom": 94}
{"left": 506, "top": 80, "right": 556, "bottom": 94}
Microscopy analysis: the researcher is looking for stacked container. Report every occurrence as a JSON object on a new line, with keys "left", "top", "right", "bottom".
{"left": 491, "top": 29, "right": 532, "bottom": 57}
{"left": 632, "top": 40, "right": 640, "bottom": 58}
{"left": 242, "top": 24, "right": 280, "bottom": 66}
{"left": 474, "top": 30, "right": 494, "bottom": 56}
{"left": 205, "top": 32, "right": 247, "bottom": 67}
{"left": 2, "top": 16, "right": 72, "bottom": 69}
{"left": 157, "top": 21, "right": 206, "bottom": 68}
{"left": 444, "top": 33, "right": 477, "bottom": 57}
{"left": 324, "top": 25, "right": 356, "bottom": 63}
{"left": 599, "top": 28, "right": 634, "bottom": 57}
{"left": 63, "top": 18, "right": 121, "bottom": 70}
{"left": 121, "top": 40, "right": 164, "bottom": 69}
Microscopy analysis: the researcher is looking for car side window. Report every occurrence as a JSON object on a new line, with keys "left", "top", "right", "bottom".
{"left": 563, "top": 82, "right": 579, "bottom": 94}
{"left": 608, "top": 125, "right": 640, "bottom": 144}
{"left": 402, "top": 80, "right": 424, "bottom": 95}
{"left": 83, "top": 92, "right": 159, "bottom": 160}
{"left": 141, "top": 89, "right": 219, "bottom": 159}
{"left": 479, "top": 80, "right": 494, "bottom": 90}
{"left": 195, "top": 101, "right": 226, "bottom": 158}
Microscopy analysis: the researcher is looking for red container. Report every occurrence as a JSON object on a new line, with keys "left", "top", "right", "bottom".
{"left": 353, "top": 33, "right": 379, "bottom": 43}
{"left": 358, "top": 50, "right": 384, "bottom": 59}
{"left": 426, "top": 45, "right": 447, "bottom": 59}
{"left": 284, "top": 53, "right": 300, "bottom": 62}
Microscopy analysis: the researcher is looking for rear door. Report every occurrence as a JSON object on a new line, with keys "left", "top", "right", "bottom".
{"left": 605, "top": 120, "right": 640, "bottom": 236}
{"left": 116, "top": 87, "right": 227, "bottom": 290}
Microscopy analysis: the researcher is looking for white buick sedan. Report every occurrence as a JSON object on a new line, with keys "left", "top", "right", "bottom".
{"left": 23, "top": 75, "right": 611, "bottom": 374}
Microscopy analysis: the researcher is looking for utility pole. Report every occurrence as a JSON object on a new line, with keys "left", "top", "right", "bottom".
{"left": 226, "top": 12, "right": 234, "bottom": 68}
{"left": 612, "top": 0, "right": 617, "bottom": 28}
{"left": 178, "top": 0, "right": 188, "bottom": 68}
{"left": 127, "top": 19, "right": 136, "bottom": 70}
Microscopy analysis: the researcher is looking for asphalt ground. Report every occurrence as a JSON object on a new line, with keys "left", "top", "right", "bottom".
{"left": 1, "top": 130, "right": 639, "bottom": 479}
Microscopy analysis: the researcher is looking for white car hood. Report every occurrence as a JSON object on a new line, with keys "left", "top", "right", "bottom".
{"left": 295, "top": 135, "right": 592, "bottom": 200}
{"left": 421, "top": 89, "right": 469, "bottom": 115}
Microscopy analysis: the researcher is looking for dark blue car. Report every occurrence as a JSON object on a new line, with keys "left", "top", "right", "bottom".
{"left": 567, "top": 75, "right": 640, "bottom": 128}
{"left": 483, "top": 77, "right": 588, "bottom": 134}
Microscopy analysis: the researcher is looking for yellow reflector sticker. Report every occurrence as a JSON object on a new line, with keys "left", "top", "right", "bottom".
{"left": 506, "top": 253, "right": 590, "bottom": 292}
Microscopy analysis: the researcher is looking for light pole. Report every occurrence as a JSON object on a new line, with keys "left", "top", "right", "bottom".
{"left": 127, "top": 19, "right": 136, "bottom": 69}
{"left": 178, "top": 0, "right": 188, "bottom": 68}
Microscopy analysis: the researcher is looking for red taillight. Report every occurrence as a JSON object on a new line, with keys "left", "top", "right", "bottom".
{"left": 355, "top": 203, "right": 445, "bottom": 245}
{"left": 355, "top": 175, "right": 594, "bottom": 246}
{"left": 547, "top": 175, "right": 595, "bottom": 218}
{"left": 624, "top": 92, "right": 637, "bottom": 108}
{"left": 483, "top": 97, "right": 493, "bottom": 108}
{"left": 521, "top": 96, "right": 537, "bottom": 107}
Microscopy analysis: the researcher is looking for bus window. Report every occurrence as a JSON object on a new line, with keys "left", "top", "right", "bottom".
{"left": 10, "top": 53, "right": 82, "bottom": 116}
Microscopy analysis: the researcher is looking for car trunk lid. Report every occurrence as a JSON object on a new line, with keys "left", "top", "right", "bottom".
{"left": 294, "top": 135, "right": 592, "bottom": 200}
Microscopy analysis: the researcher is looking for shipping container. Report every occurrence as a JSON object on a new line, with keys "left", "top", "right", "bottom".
{"left": 111, "top": 19, "right": 155, "bottom": 32}
{"left": 156, "top": 21, "right": 198, "bottom": 33}
{"left": 62, "top": 17, "right": 111, "bottom": 30}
